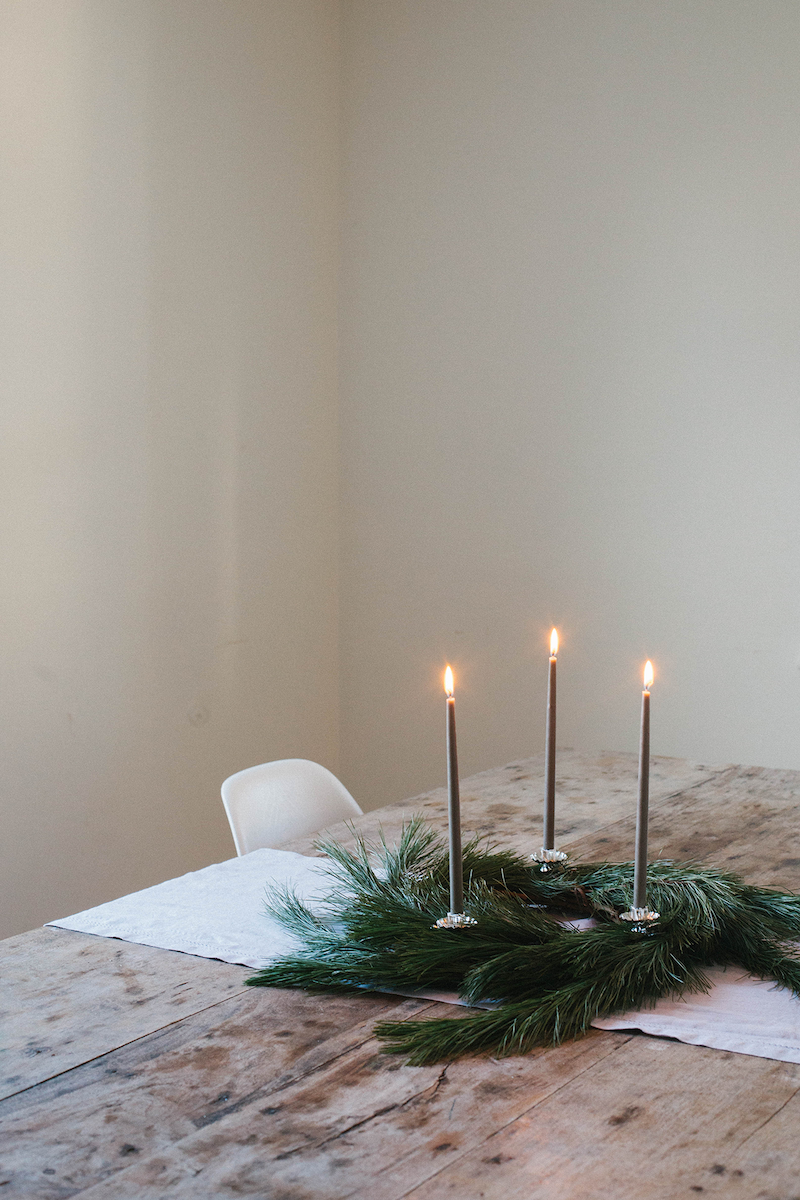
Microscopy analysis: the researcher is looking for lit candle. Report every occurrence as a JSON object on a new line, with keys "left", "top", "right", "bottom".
{"left": 543, "top": 628, "right": 558, "bottom": 850}
{"left": 633, "top": 660, "right": 654, "bottom": 909}
{"left": 444, "top": 665, "right": 463, "bottom": 915}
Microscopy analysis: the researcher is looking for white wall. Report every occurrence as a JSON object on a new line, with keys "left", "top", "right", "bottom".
{"left": 6, "top": 0, "right": 800, "bottom": 938}
{"left": 340, "top": 1, "right": 800, "bottom": 809}
{"left": 0, "top": 0, "right": 341, "bottom": 937}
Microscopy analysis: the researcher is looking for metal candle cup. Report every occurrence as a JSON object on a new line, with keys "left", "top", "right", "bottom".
{"left": 445, "top": 669, "right": 463, "bottom": 915}
{"left": 633, "top": 662, "right": 653, "bottom": 909}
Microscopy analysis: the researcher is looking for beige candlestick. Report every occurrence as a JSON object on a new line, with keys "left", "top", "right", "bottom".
{"left": 543, "top": 627, "right": 558, "bottom": 850}
{"left": 621, "top": 660, "right": 659, "bottom": 932}
{"left": 445, "top": 666, "right": 463, "bottom": 914}
{"left": 533, "top": 629, "right": 567, "bottom": 870}
{"left": 633, "top": 660, "right": 653, "bottom": 908}
{"left": 434, "top": 666, "right": 476, "bottom": 928}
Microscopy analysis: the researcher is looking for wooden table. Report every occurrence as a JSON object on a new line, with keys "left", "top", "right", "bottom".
{"left": 4, "top": 750, "right": 800, "bottom": 1199}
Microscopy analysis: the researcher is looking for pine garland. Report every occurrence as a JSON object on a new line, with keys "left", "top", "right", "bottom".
{"left": 245, "top": 818, "right": 800, "bottom": 1064}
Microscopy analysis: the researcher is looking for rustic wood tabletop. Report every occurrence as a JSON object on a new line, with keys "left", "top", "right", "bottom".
{"left": 3, "top": 750, "right": 800, "bottom": 1199}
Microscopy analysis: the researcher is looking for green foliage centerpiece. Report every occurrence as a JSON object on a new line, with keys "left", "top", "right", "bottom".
{"left": 246, "top": 818, "right": 800, "bottom": 1064}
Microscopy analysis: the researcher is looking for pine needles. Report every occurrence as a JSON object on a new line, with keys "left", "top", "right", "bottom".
{"left": 245, "top": 817, "right": 800, "bottom": 1064}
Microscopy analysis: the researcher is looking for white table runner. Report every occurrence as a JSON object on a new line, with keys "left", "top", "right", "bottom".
{"left": 49, "top": 848, "right": 334, "bottom": 967}
{"left": 48, "top": 849, "right": 800, "bottom": 1065}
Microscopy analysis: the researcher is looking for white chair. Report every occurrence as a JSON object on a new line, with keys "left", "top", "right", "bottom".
{"left": 221, "top": 758, "right": 363, "bottom": 855}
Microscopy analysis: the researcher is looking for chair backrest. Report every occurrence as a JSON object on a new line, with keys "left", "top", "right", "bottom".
{"left": 220, "top": 759, "right": 363, "bottom": 855}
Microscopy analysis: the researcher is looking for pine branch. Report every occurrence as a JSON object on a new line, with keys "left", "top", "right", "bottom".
{"left": 245, "top": 817, "right": 800, "bottom": 1063}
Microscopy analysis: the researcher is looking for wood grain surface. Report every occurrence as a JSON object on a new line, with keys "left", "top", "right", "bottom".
{"left": 3, "top": 751, "right": 800, "bottom": 1199}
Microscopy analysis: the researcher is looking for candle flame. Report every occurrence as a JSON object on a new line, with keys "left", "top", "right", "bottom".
{"left": 550, "top": 628, "right": 559, "bottom": 657}
{"left": 444, "top": 665, "right": 454, "bottom": 697}
{"left": 644, "top": 660, "right": 654, "bottom": 690}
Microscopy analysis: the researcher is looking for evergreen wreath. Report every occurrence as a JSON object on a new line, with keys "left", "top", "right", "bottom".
{"left": 246, "top": 818, "right": 800, "bottom": 1064}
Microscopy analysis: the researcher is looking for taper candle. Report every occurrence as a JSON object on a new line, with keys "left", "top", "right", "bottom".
{"left": 444, "top": 665, "right": 463, "bottom": 915}
{"left": 633, "top": 660, "right": 653, "bottom": 909}
{"left": 543, "top": 628, "right": 558, "bottom": 850}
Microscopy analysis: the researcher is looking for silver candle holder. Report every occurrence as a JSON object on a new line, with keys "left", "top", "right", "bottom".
{"left": 619, "top": 906, "right": 660, "bottom": 934}
{"left": 434, "top": 911, "right": 478, "bottom": 930}
{"left": 531, "top": 847, "right": 568, "bottom": 874}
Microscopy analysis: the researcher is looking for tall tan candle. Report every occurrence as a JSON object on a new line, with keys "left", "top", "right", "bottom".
{"left": 444, "top": 665, "right": 463, "bottom": 915}
{"left": 543, "top": 628, "right": 558, "bottom": 850}
{"left": 633, "top": 660, "right": 653, "bottom": 909}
